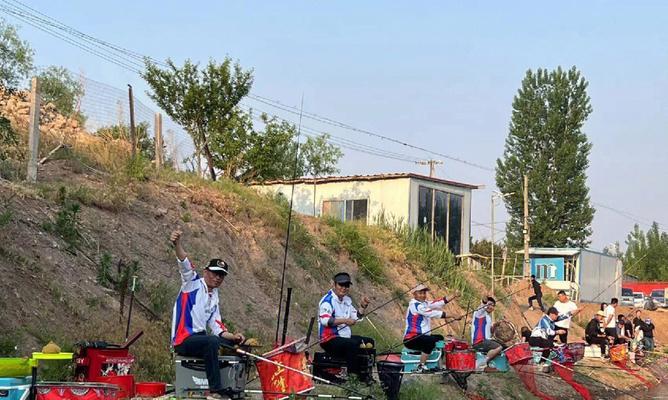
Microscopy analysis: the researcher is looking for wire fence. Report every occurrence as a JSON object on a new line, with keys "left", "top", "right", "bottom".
{"left": 76, "top": 74, "right": 195, "bottom": 170}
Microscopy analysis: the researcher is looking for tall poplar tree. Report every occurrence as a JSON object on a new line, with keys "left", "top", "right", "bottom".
{"left": 496, "top": 66, "right": 595, "bottom": 248}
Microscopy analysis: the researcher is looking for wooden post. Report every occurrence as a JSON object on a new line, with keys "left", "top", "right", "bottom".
{"left": 491, "top": 194, "right": 495, "bottom": 293}
{"left": 127, "top": 85, "right": 136, "bottom": 157}
{"left": 154, "top": 113, "right": 163, "bottom": 169}
{"left": 501, "top": 247, "right": 507, "bottom": 286}
{"left": 26, "top": 77, "right": 41, "bottom": 183}
{"left": 523, "top": 174, "right": 530, "bottom": 277}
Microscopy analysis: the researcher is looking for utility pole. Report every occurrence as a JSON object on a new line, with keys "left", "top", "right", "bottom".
{"left": 491, "top": 191, "right": 513, "bottom": 292}
{"left": 416, "top": 160, "right": 443, "bottom": 178}
{"left": 154, "top": 113, "right": 163, "bottom": 170}
{"left": 523, "top": 175, "right": 530, "bottom": 277}
{"left": 127, "top": 85, "right": 136, "bottom": 158}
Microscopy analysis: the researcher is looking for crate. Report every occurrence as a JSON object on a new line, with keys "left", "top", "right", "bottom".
{"left": 174, "top": 356, "right": 248, "bottom": 399}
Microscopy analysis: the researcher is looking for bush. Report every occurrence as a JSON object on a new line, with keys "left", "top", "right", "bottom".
{"left": 324, "top": 218, "right": 385, "bottom": 283}
{"left": 42, "top": 187, "right": 82, "bottom": 252}
{"left": 97, "top": 252, "right": 113, "bottom": 287}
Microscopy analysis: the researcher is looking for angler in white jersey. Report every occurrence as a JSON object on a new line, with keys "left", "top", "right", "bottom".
{"left": 318, "top": 272, "right": 371, "bottom": 380}
{"left": 403, "top": 284, "right": 458, "bottom": 372}
{"left": 169, "top": 229, "right": 246, "bottom": 400}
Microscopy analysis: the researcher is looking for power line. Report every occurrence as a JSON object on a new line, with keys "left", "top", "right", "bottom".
{"left": 0, "top": 1, "right": 492, "bottom": 175}
{"left": 593, "top": 202, "right": 664, "bottom": 228}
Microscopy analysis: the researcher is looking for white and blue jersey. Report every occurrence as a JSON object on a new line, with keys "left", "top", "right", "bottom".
{"left": 171, "top": 257, "right": 226, "bottom": 346}
{"left": 531, "top": 314, "right": 569, "bottom": 340}
{"left": 318, "top": 290, "right": 358, "bottom": 343}
{"left": 404, "top": 298, "right": 447, "bottom": 339}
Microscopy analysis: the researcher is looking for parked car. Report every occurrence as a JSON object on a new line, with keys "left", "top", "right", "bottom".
{"left": 651, "top": 289, "right": 668, "bottom": 308}
{"left": 633, "top": 292, "right": 646, "bottom": 308}
{"left": 621, "top": 287, "right": 634, "bottom": 306}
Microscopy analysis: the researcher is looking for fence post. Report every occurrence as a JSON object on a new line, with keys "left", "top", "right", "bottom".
{"left": 154, "top": 113, "right": 163, "bottom": 169}
{"left": 26, "top": 77, "right": 41, "bottom": 183}
{"left": 127, "top": 84, "right": 136, "bottom": 158}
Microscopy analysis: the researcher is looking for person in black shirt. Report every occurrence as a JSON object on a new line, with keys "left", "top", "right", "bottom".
{"left": 641, "top": 318, "right": 655, "bottom": 351}
{"left": 585, "top": 311, "right": 608, "bottom": 358}
{"left": 528, "top": 275, "right": 545, "bottom": 312}
{"left": 632, "top": 309, "right": 643, "bottom": 330}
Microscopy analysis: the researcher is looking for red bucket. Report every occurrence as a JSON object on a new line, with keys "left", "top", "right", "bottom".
{"left": 444, "top": 340, "right": 469, "bottom": 352}
{"left": 445, "top": 351, "right": 476, "bottom": 371}
{"left": 134, "top": 382, "right": 166, "bottom": 398}
{"left": 505, "top": 343, "right": 532, "bottom": 365}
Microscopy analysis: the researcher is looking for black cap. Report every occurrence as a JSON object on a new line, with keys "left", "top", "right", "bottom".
{"left": 557, "top": 290, "right": 566, "bottom": 295}
{"left": 333, "top": 272, "right": 352, "bottom": 285}
{"left": 547, "top": 307, "right": 559, "bottom": 315}
{"left": 206, "top": 258, "right": 229, "bottom": 275}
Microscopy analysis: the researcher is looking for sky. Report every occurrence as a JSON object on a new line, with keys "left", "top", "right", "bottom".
{"left": 5, "top": 1, "right": 667, "bottom": 251}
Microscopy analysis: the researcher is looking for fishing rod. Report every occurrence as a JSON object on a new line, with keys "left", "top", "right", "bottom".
{"left": 461, "top": 298, "right": 471, "bottom": 337}
{"left": 274, "top": 95, "right": 305, "bottom": 343}
{"left": 588, "top": 253, "right": 648, "bottom": 304}
{"left": 243, "top": 389, "right": 368, "bottom": 399}
{"left": 219, "top": 342, "right": 374, "bottom": 400}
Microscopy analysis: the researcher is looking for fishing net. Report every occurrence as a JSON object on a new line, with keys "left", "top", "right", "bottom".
{"left": 612, "top": 360, "right": 652, "bottom": 388}
{"left": 492, "top": 320, "right": 517, "bottom": 344}
{"left": 511, "top": 361, "right": 556, "bottom": 400}
{"left": 552, "top": 361, "right": 592, "bottom": 400}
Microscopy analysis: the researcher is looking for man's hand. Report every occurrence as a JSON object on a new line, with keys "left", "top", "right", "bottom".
{"left": 171, "top": 228, "right": 187, "bottom": 261}
{"left": 234, "top": 333, "right": 245, "bottom": 343}
{"left": 360, "top": 296, "right": 370, "bottom": 309}
{"left": 557, "top": 329, "right": 567, "bottom": 335}
{"left": 344, "top": 318, "right": 357, "bottom": 326}
{"left": 449, "top": 293, "right": 461, "bottom": 302}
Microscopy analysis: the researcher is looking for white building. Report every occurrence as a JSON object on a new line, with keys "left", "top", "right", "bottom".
{"left": 254, "top": 173, "right": 480, "bottom": 255}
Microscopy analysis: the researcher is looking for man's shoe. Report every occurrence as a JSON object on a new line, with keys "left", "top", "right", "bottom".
{"left": 335, "top": 367, "right": 348, "bottom": 380}
{"left": 206, "top": 393, "right": 225, "bottom": 400}
{"left": 529, "top": 306, "right": 534, "bottom": 311}
{"left": 415, "top": 364, "right": 429, "bottom": 373}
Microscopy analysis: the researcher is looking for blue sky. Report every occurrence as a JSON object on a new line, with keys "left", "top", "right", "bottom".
{"left": 6, "top": 1, "right": 668, "bottom": 250}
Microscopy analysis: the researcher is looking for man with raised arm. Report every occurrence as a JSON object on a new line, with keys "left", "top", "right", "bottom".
{"left": 169, "top": 229, "right": 246, "bottom": 400}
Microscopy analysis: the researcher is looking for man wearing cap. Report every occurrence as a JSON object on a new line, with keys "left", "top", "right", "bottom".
{"left": 403, "top": 284, "right": 458, "bottom": 372}
{"left": 529, "top": 307, "right": 569, "bottom": 360}
{"left": 318, "top": 272, "right": 372, "bottom": 380}
{"left": 640, "top": 317, "right": 655, "bottom": 351}
{"left": 585, "top": 311, "right": 609, "bottom": 358}
{"left": 552, "top": 290, "right": 583, "bottom": 343}
{"left": 169, "top": 229, "right": 246, "bottom": 399}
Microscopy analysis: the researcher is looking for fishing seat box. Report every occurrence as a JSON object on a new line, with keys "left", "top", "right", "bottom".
{"left": 312, "top": 350, "right": 375, "bottom": 383}
{"left": 400, "top": 340, "right": 444, "bottom": 372}
{"left": 174, "top": 355, "right": 248, "bottom": 399}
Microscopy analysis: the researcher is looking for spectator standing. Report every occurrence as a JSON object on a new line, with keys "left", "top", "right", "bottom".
{"left": 528, "top": 275, "right": 545, "bottom": 312}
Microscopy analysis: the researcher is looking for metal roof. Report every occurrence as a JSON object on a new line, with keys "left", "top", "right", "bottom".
{"left": 514, "top": 247, "right": 581, "bottom": 256}
{"left": 254, "top": 173, "right": 481, "bottom": 190}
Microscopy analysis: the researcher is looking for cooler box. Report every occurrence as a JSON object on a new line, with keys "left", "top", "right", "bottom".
{"left": 175, "top": 356, "right": 248, "bottom": 399}
{"left": 400, "top": 340, "right": 444, "bottom": 372}
{"left": 0, "top": 377, "right": 31, "bottom": 400}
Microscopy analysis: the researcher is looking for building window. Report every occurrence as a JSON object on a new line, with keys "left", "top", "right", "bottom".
{"left": 323, "top": 199, "right": 368, "bottom": 223}
{"left": 417, "top": 186, "right": 463, "bottom": 255}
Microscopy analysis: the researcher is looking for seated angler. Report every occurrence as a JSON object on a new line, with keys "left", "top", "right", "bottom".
{"left": 403, "top": 284, "right": 458, "bottom": 372}
{"left": 169, "top": 229, "right": 246, "bottom": 400}
{"left": 318, "top": 272, "right": 372, "bottom": 380}
{"left": 471, "top": 297, "right": 503, "bottom": 367}
{"left": 529, "top": 307, "right": 568, "bottom": 360}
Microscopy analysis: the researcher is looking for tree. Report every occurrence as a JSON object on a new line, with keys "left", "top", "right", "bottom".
{"left": 496, "top": 66, "right": 595, "bottom": 249}
{"left": 0, "top": 19, "right": 33, "bottom": 90}
{"left": 37, "top": 66, "right": 84, "bottom": 116}
{"left": 624, "top": 223, "right": 668, "bottom": 281}
{"left": 300, "top": 133, "right": 342, "bottom": 215}
{"left": 143, "top": 58, "right": 253, "bottom": 181}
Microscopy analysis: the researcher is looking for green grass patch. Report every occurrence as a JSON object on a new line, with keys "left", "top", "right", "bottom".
{"left": 324, "top": 218, "right": 385, "bottom": 283}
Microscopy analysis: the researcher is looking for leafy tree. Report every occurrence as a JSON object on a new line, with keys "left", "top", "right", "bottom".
{"left": 300, "top": 133, "right": 342, "bottom": 215}
{"left": 496, "top": 66, "right": 595, "bottom": 249}
{"left": 37, "top": 66, "right": 84, "bottom": 116}
{"left": 143, "top": 58, "right": 253, "bottom": 181}
{"left": 624, "top": 223, "right": 668, "bottom": 281}
{"left": 0, "top": 19, "right": 33, "bottom": 90}
{"left": 95, "top": 121, "right": 155, "bottom": 160}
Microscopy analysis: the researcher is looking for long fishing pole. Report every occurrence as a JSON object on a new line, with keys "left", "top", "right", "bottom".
{"left": 220, "top": 342, "right": 373, "bottom": 400}
{"left": 274, "top": 94, "right": 305, "bottom": 343}
{"left": 244, "top": 389, "right": 367, "bottom": 399}
{"left": 588, "top": 253, "right": 647, "bottom": 304}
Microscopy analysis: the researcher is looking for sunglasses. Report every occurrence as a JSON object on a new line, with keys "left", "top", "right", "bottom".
{"left": 337, "top": 282, "right": 352, "bottom": 288}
